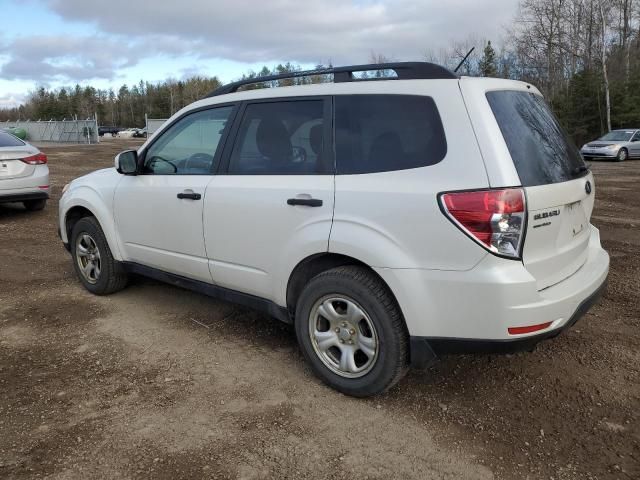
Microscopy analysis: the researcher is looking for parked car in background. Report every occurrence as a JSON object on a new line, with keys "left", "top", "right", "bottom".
{"left": 0, "top": 131, "right": 49, "bottom": 211}
{"left": 98, "top": 126, "right": 123, "bottom": 137}
{"left": 580, "top": 129, "right": 640, "bottom": 161}
{"left": 132, "top": 127, "right": 147, "bottom": 138}
{"left": 59, "top": 62, "right": 609, "bottom": 397}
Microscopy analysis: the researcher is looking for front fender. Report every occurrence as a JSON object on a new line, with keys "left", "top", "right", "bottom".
{"left": 59, "top": 185, "right": 123, "bottom": 261}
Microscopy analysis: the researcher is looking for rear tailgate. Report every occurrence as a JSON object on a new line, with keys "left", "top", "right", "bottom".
{"left": 0, "top": 132, "right": 37, "bottom": 186}
{"left": 462, "top": 81, "right": 593, "bottom": 290}
{"left": 0, "top": 152, "right": 36, "bottom": 184}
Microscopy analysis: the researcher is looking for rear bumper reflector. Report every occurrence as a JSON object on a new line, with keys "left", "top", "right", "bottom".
{"left": 508, "top": 321, "right": 553, "bottom": 335}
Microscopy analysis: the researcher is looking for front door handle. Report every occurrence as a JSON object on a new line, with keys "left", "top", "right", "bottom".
{"left": 177, "top": 190, "right": 201, "bottom": 200}
{"left": 287, "top": 198, "right": 323, "bottom": 207}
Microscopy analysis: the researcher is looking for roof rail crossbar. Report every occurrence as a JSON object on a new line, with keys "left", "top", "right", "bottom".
{"left": 205, "top": 62, "right": 457, "bottom": 98}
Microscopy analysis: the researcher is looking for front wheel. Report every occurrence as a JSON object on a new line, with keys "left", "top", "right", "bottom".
{"left": 616, "top": 148, "right": 628, "bottom": 162}
{"left": 70, "top": 217, "right": 128, "bottom": 295}
{"left": 295, "top": 266, "right": 409, "bottom": 397}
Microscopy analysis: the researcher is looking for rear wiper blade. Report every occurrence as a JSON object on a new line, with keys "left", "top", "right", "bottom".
{"left": 573, "top": 164, "right": 590, "bottom": 175}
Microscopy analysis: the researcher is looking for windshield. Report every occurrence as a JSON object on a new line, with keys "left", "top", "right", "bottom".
{"left": 486, "top": 90, "right": 586, "bottom": 187}
{"left": 598, "top": 131, "right": 634, "bottom": 142}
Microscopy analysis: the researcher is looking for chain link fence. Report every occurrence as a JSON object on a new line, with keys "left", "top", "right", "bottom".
{"left": 2, "top": 117, "right": 99, "bottom": 144}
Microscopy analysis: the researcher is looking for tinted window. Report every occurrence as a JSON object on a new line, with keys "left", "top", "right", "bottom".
{"left": 144, "top": 106, "right": 233, "bottom": 175}
{"left": 0, "top": 131, "right": 25, "bottom": 147}
{"left": 486, "top": 91, "right": 586, "bottom": 186}
{"left": 335, "top": 95, "right": 446, "bottom": 174}
{"left": 228, "top": 100, "right": 325, "bottom": 175}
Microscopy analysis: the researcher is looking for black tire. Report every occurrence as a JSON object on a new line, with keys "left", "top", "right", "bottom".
{"left": 70, "top": 216, "right": 128, "bottom": 295}
{"left": 23, "top": 199, "right": 46, "bottom": 211}
{"left": 294, "top": 265, "right": 409, "bottom": 397}
{"left": 616, "top": 148, "right": 628, "bottom": 162}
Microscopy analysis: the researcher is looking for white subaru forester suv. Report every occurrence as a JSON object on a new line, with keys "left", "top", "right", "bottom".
{"left": 59, "top": 63, "right": 609, "bottom": 397}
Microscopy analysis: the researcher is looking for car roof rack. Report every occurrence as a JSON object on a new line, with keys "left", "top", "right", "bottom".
{"left": 205, "top": 62, "right": 458, "bottom": 98}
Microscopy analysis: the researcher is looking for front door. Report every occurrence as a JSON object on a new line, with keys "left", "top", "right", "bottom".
{"left": 114, "top": 105, "right": 235, "bottom": 283}
{"left": 203, "top": 98, "right": 334, "bottom": 303}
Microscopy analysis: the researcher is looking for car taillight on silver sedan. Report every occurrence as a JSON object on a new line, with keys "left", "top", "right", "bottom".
{"left": 440, "top": 188, "right": 526, "bottom": 259}
{"left": 20, "top": 153, "right": 48, "bottom": 165}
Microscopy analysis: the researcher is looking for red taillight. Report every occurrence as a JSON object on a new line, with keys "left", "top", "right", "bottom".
{"left": 440, "top": 188, "right": 526, "bottom": 258}
{"left": 21, "top": 153, "right": 47, "bottom": 165}
{"left": 508, "top": 321, "right": 552, "bottom": 335}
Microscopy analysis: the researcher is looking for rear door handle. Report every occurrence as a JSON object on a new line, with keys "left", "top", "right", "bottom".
{"left": 287, "top": 198, "right": 323, "bottom": 207}
{"left": 177, "top": 190, "right": 201, "bottom": 200}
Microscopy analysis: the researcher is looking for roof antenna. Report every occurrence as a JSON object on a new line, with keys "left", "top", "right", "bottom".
{"left": 454, "top": 47, "right": 475, "bottom": 73}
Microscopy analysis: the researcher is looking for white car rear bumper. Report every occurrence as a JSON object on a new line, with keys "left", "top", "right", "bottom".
{"left": 375, "top": 225, "right": 609, "bottom": 363}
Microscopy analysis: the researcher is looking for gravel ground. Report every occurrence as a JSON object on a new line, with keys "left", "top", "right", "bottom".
{"left": 0, "top": 138, "right": 638, "bottom": 479}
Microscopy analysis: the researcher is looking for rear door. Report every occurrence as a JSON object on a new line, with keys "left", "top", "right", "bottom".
{"left": 484, "top": 89, "right": 593, "bottom": 290}
{"left": 203, "top": 97, "right": 334, "bottom": 302}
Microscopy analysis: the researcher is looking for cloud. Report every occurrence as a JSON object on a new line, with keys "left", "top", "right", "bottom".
{"left": 1, "top": 1, "right": 518, "bottom": 85}
{"left": 0, "top": 92, "right": 27, "bottom": 109}
{"left": 0, "top": 35, "right": 140, "bottom": 82}
{"left": 43, "top": 0, "right": 516, "bottom": 65}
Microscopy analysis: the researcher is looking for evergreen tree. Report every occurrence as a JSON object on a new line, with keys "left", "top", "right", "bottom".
{"left": 479, "top": 41, "right": 498, "bottom": 77}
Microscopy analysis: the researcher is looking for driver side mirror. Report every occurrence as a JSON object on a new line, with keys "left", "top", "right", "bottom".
{"left": 115, "top": 150, "right": 138, "bottom": 175}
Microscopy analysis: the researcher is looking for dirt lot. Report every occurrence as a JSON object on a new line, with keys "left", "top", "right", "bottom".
{"left": 0, "top": 138, "right": 638, "bottom": 479}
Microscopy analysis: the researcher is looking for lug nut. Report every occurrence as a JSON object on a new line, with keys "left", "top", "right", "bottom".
{"left": 339, "top": 339, "right": 345, "bottom": 344}
{"left": 342, "top": 322, "right": 347, "bottom": 327}
{"left": 335, "top": 328, "right": 340, "bottom": 333}
{"left": 349, "top": 329, "right": 355, "bottom": 335}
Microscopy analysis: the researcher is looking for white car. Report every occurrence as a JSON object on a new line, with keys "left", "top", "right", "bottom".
{"left": 59, "top": 62, "right": 609, "bottom": 397}
{"left": 0, "top": 131, "right": 49, "bottom": 211}
{"left": 580, "top": 129, "right": 640, "bottom": 161}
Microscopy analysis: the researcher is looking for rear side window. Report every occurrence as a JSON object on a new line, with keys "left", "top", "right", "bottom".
{"left": 0, "top": 131, "right": 25, "bottom": 147}
{"left": 334, "top": 95, "right": 447, "bottom": 174}
{"left": 228, "top": 100, "right": 326, "bottom": 175}
{"left": 486, "top": 90, "right": 585, "bottom": 187}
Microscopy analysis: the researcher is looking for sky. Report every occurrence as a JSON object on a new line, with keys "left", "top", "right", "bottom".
{"left": 0, "top": 0, "right": 518, "bottom": 108}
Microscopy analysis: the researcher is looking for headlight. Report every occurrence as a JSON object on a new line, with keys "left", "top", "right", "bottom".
{"left": 581, "top": 144, "right": 588, "bottom": 150}
{"left": 607, "top": 144, "right": 620, "bottom": 150}
{"left": 62, "top": 183, "right": 70, "bottom": 194}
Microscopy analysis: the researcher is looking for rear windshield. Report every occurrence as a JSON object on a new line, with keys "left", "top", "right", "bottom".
{"left": 0, "top": 131, "right": 25, "bottom": 147}
{"left": 486, "top": 90, "right": 586, "bottom": 187}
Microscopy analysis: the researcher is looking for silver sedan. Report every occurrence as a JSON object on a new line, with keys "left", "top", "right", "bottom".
{"left": 580, "top": 129, "right": 640, "bottom": 161}
{"left": 0, "top": 130, "right": 49, "bottom": 211}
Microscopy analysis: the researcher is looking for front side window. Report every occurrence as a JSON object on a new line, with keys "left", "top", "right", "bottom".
{"left": 334, "top": 95, "right": 447, "bottom": 174}
{"left": 632, "top": 131, "right": 640, "bottom": 142}
{"left": 228, "top": 100, "right": 325, "bottom": 175}
{"left": 143, "top": 106, "right": 233, "bottom": 175}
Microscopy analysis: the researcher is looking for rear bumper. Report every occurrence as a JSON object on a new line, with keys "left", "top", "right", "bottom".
{"left": 410, "top": 277, "right": 606, "bottom": 362}
{"left": 0, "top": 190, "right": 49, "bottom": 204}
{"left": 374, "top": 226, "right": 609, "bottom": 367}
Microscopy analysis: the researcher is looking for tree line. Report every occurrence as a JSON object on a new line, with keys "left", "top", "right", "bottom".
{"left": 1, "top": 0, "right": 639, "bottom": 145}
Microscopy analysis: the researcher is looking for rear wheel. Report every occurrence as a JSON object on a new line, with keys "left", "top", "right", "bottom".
{"left": 295, "top": 266, "right": 409, "bottom": 397}
{"left": 23, "top": 199, "right": 46, "bottom": 211}
{"left": 70, "top": 217, "right": 127, "bottom": 295}
{"left": 616, "top": 148, "right": 628, "bottom": 162}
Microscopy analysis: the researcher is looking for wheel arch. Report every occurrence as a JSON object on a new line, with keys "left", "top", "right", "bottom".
{"left": 61, "top": 190, "right": 123, "bottom": 261}
{"left": 286, "top": 253, "right": 406, "bottom": 328}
